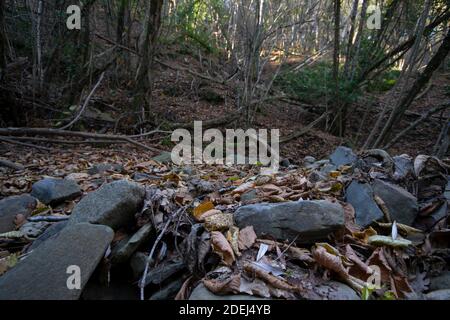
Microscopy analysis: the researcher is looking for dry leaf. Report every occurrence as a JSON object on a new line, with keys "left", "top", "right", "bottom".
{"left": 193, "top": 201, "right": 215, "bottom": 220}
{"left": 238, "top": 226, "right": 257, "bottom": 250}
{"left": 211, "top": 231, "right": 236, "bottom": 266}
{"left": 203, "top": 274, "right": 241, "bottom": 295}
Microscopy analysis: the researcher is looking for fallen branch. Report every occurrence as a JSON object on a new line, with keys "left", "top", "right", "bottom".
{"left": 280, "top": 111, "right": 329, "bottom": 144}
{"left": 60, "top": 72, "right": 105, "bottom": 130}
{"left": 383, "top": 102, "right": 450, "bottom": 149}
{"left": 0, "top": 136, "right": 52, "bottom": 151}
{"left": 2, "top": 136, "right": 126, "bottom": 146}
{"left": 0, "top": 128, "right": 162, "bottom": 153}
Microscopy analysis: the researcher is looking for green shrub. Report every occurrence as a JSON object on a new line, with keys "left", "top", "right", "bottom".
{"left": 275, "top": 62, "right": 360, "bottom": 105}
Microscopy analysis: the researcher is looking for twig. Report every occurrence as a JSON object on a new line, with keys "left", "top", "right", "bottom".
{"left": 0, "top": 136, "right": 52, "bottom": 151}
{"left": 139, "top": 208, "right": 183, "bottom": 300}
{"left": 60, "top": 72, "right": 106, "bottom": 130}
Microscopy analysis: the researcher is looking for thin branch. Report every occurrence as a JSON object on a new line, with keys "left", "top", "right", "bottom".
{"left": 60, "top": 72, "right": 105, "bottom": 130}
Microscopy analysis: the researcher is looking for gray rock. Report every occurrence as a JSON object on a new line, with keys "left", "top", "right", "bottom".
{"left": 87, "top": 163, "right": 124, "bottom": 175}
{"left": 88, "top": 163, "right": 124, "bottom": 176}
{"left": 19, "top": 221, "right": 50, "bottom": 239}
{"left": 393, "top": 154, "right": 414, "bottom": 180}
{"left": 149, "top": 277, "right": 185, "bottom": 300}
{"left": 31, "top": 178, "right": 81, "bottom": 205}
{"left": 67, "top": 180, "right": 145, "bottom": 230}
{"left": 303, "top": 156, "right": 316, "bottom": 166}
{"left": 234, "top": 200, "right": 345, "bottom": 243}
{"left": 143, "top": 260, "right": 186, "bottom": 286}
{"left": 241, "top": 190, "right": 258, "bottom": 203}
{"left": 0, "top": 223, "right": 113, "bottom": 300}
{"left": 345, "top": 181, "right": 384, "bottom": 227}
{"left": 372, "top": 179, "right": 418, "bottom": 226}
{"left": 152, "top": 152, "right": 173, "bottom": 164}
{"left": 329, "top": 146, "right": 357, "bottom": 167}
{"left": 315, "top": 281, "right": 360, "bottom": 300}
{"left": 0, "top": 194, "right": 37, "bottom": 233}
{"left": 320, "top": 163, "right": 338, "bottom": 175}
{"left": 110, "top": 223, "right": 153, "bottom": 264}
{"left": 280, "top": 159, "right": 291, "bottom": 168}
{"left": 189, "top": 283, "right": 266, "bottom": 300}
{"left": 425, "top": 289, "right": 450, "bottom": 300}
{"left": 429, "top": 271, "right": 450, "bottom": 291}
{"left": 130, "top": 252, "right": 148, "bottom": 279}
{"left": 308, "top": 170, "right": 328, "bottom": 183}
{"left": 27, "top": 221, "right": 68, "bottom": 252}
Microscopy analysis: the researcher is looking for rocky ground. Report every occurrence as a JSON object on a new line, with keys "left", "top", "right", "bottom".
{"left": 0, "top": 146, "right": 449, "bottom": 300}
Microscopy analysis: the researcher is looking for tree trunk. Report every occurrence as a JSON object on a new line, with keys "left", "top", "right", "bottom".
{"left": 374, "top": 28, "right": 450, "bottom": 147}
{"left": 134, "top": 0, "right": 164, "bottom": 117}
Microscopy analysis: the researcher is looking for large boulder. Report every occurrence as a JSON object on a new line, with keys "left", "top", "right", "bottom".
{"left": 0, "top": 194, "right": 37, "bottom": 233}
{"left": 372, "top": 179, "right": 418, "bottom": 226}
{"left": 234, "top": 200, "right": 345, "bottom": 243}
{"left": 67, "top": 180, "right": 145, "bottom": 230}
{"left": 329, "top": 147, "right": 357, "bottom": 167}
{"left": 31, "top": 178, "right": 81, "bottom": 205}
{"left": 0, "top": 223, "right": 113, "bottom": 300}
{"left": 345, "top": 181, "right": 384, "bottom": 227}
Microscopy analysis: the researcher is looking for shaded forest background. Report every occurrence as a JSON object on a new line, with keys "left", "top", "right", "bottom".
{"left": 0, "top": 0, "right": 450, "bottom": 160}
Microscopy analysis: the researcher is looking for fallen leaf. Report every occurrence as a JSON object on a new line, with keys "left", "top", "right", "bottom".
{"left": 193, "top": 201, "right": 215, "bottom": 220}
{"left": 211, "top": 231, "right": 236, "bottom": 266}
{"left": 238, "top": 226, "right": 257, "bottom": 250}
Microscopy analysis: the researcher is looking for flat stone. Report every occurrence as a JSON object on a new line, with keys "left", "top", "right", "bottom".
{"left": 393, "top": 154, "right": 414, "bottom": 180}
{"left": 0, "top": 194, "right": 37, "bottom": 233}
{"left": 26, "top": 221, "right": 68, "bottom": 252}
{"left": 234, "top": 200, "right": 345, "bottom": 243}
{"left": 0, "top": 223, "right": 114, "bottom": 300}
{"left": 329, "top": 146, "right": 357, "bottom": 167}
{"left": 110, "top": 223, "right": 153, "bottom": 264}
{"left": 372, "top": 179, "right": 418, "bottom": 226}
{"left": 345, "top": 181, "right": 384, "bottom": 227}
{"left": 87, "top": 163, "right": 124, "bottom": 175}
{"left": 67, "top": 180, "right": 145, "bottom": 230}
{"left": 189, "top": 283, "right": 267, "bottom": 300}
{"left": 241, "top": 190, "right": 258, "bottom": 203}
{"left": 31, "top": 178, "right": 81, "bottom": 205}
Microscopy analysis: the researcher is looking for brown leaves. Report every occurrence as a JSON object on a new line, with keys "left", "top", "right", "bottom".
{"left": 211, "top": 231, "right": 236, "bottom": 266}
